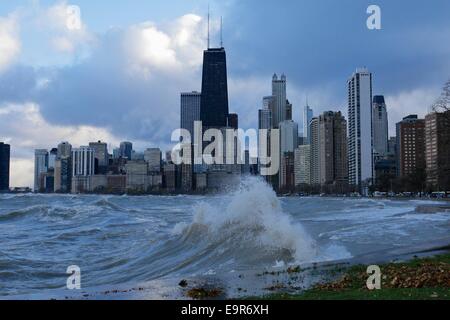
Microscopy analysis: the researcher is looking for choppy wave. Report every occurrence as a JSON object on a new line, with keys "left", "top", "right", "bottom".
{"left": 1, "top": 180, "right": 449, "bottom": 298}
{"left": 173, "top": 177, "right": 323, "bottom": 264}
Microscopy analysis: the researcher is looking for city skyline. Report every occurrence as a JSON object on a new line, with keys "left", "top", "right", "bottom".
{"left": 1, "top": 1, "right": 450, "bottom": 187}
{"left": 2, "top": 69, "right": 449, "bottom": 190}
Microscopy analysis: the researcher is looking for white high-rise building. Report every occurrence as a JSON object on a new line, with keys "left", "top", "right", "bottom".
{"left": 303, "top": 104, "right": 313, "bottom": 144}
{"left": 34, "top": 149, "right": 48, "bottom": 191}
{"left": 310, "top": 117, "right": 320, "bottom": 185}
{"left": 72, "top": 146, "right": 95, "bottom": 177}
{"left": 294, "top": 145, "right": 311, "bottom": 186}
{"left": 347, "top": 68, "right": 374, "bottom": 189}
{"left": 181, "top": 91, "right": 201, "bottom": 140}
{"left": 372, "top": 95, "right": 388, "bottom": 156}
{"left": 280, "top": 120, "right": 298, "bottom": 154}
{"left": 272, "top": 74, "right": 287, "bottom": 128}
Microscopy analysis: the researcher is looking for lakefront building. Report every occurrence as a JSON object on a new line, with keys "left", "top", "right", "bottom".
{"left": 89, "top": 141, "right": 109, "bottom": 173}
{"left": 144, "top": 148, "right": 162, "bottom": 173}
{"left": 57, "top": 141, "right": 72, "bottom": 158}
{"left": 181, "top": 91, "right": 201, "bottom": 139}
{"left": 396, "top": 115, "right": 426, "bottom": 177}
{"left": 119, "top": 142, "right": 133, "bottom": 160}
{"left": 294, "top": 145, "right": 311, "bottom": 186}
{"left": 425, "top": 111, "right": 450, "bottom": 190}
{"left": 271, "top": 74, "right": 287, "bottom": 128}
{"left": 0, "top": 142, "right": 10, "bottom": 192}
{"left": 280, "top": 120, "right": 299, "bottom": 154}
{"left": 303, "top": 104, "right": 313, "bottom": 145}
{"left": 34, "top": 149, "right": 48, "bottom": 192}
{"left": 318, "top": 111, "right": 348, "bottom": 189}
{"left": 347, "top": 68, "right": 374, "bottom": 192}
{"left": 71, "top": 146, "right": 95, "bottom": 193}
{"left": 372, "top": 95, "right": 389, "bottom": 157}
{"left": 200, "top": 47, "right": 229, "bottom": 129}
{"left": 310, "top": 117, "right": 320, "bottom": 185}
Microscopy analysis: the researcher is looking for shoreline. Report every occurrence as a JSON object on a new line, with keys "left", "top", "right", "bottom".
{"left": 251, "top": 253, "right": 450, "bottom": 300}
{"left": 4, "top": 191, "right": 450, "bottom": 202}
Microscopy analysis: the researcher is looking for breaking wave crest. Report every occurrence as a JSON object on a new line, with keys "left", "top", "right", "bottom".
{"left": 172, "top": 177, "right": 318, "bottom": 265}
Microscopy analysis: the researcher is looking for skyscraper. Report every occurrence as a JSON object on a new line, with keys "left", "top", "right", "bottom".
{"left": 227, "top": 113, "right": 239, "bottom": 129}
{"left": 72, "top": 147, "right": 95, "bottom": 177}
{"left": 272, "top": 74, "right": 287, "bottom": 128}
{"left": 48, "top": 148, "right": 58, "bottom": 170}
{"left": 263, "top": 95, "right": 276, "bottom": 121}
{"left": 294, "top": 145, "right": 311, "bottom": 186}
{"left": 57, "top": 142, "right": 72, "bottom": 158}
{"left": 259, "top": 96, "right": 274, "bottom": 131}
{"left": 280, "top": 120, "right": 299, "bottom": 154}
{"left": 303, "top": 104, "right": 313, "bottom": 144}
{"left": 181, "top": 91, "right": 201, "bottom": 140}
{"left": 54, "top": 157, "right": 72, "bottom": 193}
{"left": 71, "top": 146, "right": 95, "bottom": 193}
{"left": 34, "top": 149, "right": 48, "bottom": 192}
{"left": 144, "top": 148, "right": 162, "bottom": 173}
{"left": 285, "top": 100, "right": 293, "bottom": 121}
{"left": 279, "top": 152, "right": 295, "bottom": 191}
{"left": 310, "top": 117, "right": 320, "bottom": 185}
{"left": 200, "top": 47, "right": 229, "bottom": 129}
{"left": 372, "top": 95, "right": 389, "bottom": 156}
{"left": 258, "top": 97, "right": 273, "bottom": 178}
{"left": 388, "top": 137, "right": 397, "bottom": 158}
{"left": 0, "top": 142, "right": 10, "bottom": 192}
{"left": 89, "top": 141, "right": 109, "bottom": 168}
{"left": 396, "top": 115, "right": 426, "bottom": 177}
{"left": 258, "top": 109, "right": 272, "bottom": 130}
{"left": 120, "top": 142, "right": 133, "bottom": 160}
{"left": 348, "top": 68, "right": 373, "bottom": 190}
{"left": 318, "top": 111, "right": 348, "bottom": 187}
{"left": 425, "top": 111, "right": 450, "bottom": 190}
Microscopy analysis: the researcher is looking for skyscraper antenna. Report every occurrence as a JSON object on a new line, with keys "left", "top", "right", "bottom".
{"left": 220, "top": 16, "right": 223, "bottom": 48}
{"left": 207, "top": 5, "right": 210, "bottom": 49}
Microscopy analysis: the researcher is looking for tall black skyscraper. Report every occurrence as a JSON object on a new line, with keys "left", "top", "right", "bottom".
{"left": 200, "top": 47, "right": 229, "bottom": 128}
{"left": 0, "top": 142, "right": 11, "bottom": 191}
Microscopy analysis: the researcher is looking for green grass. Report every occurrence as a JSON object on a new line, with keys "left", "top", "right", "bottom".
{"left": 251, "top": 253, "right": 450, "bottom": 300}
{"left": 261, "top": 288, "right": 449, "bottom": 300}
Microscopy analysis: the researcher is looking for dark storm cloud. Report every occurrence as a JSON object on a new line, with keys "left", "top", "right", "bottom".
{"left": 224, "top": 0, "right": 450, "bottom": 97}
{"left": 1, "top": 0, "right": 449, "bottom": 147}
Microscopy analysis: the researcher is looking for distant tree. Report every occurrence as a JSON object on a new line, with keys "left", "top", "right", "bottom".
{"left": 405, "top": 168, "right": 427, "bottom": 194}
{"left": 432, "top": 79, "right": 450, "bottom": 114}
{"left": 431, "top": 79, "right": 450, "bottom": 191}
{"left": 376, "top": 173, "right": 396, "bottom": 192}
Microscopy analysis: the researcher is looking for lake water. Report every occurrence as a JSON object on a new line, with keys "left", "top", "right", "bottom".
{"left": 1, "top": 178, "right": 449, "bottom": 299}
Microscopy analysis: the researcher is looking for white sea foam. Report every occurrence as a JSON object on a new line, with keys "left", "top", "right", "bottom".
{"left": 173, "top": 177, "right": 318, "bottom": 263}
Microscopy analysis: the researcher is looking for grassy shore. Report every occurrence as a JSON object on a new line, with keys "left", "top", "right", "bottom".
{"left": 257, "top": 253, "right": 450, "bottom": 300}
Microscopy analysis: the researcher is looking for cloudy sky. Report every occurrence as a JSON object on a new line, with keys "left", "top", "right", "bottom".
{"left": 0, "top": 0, "right": 449, "bottom": 187}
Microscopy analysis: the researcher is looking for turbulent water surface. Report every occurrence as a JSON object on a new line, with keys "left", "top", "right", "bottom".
{"left": 1, "top": 178, "right": 449, "bottom": 299}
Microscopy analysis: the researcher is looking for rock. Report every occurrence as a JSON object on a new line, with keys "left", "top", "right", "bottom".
{"left": 179, "top": 279, "right": 188, "bottom": 288}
